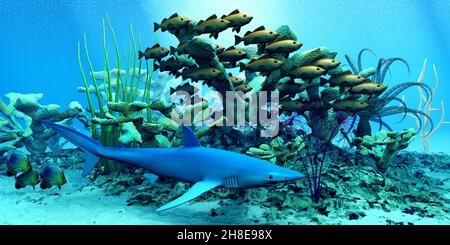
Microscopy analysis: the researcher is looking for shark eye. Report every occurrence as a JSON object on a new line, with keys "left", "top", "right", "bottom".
{"left": 268, "top": 175, "right": 273, "bottom": 180}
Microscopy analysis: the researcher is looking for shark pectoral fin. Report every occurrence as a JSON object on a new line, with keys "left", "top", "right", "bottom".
{"left": 144, "top": 173, "right": 159, "bottom": 184}
{"left": 156, "top": 180, "right": 220, "bottom": 212}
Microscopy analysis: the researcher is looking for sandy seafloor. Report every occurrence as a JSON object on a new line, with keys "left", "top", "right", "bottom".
{"left": 1, "top": 150, "right": 450, "bottom": 225}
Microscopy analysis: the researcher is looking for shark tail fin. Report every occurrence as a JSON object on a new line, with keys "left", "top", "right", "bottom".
{"left": 41, "top": 120, "right": 103, "bottom": 177}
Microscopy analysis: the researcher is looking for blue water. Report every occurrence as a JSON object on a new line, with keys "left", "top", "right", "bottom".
{"left": 1, "top": 0, "right": 449, "bottom": 151}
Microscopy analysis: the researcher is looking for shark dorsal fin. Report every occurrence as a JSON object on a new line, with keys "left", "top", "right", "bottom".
{"left": 254, "top": 25, "right": 265, "bottom": 32}
{"left": 151, "top": 43, "right": 160, "bottom": 48}
{"left": 229, "top": 9, "right": 240, "bottom": 15}
{"left": 206, "top": 14, "right": 217, "bottom": 20}
{"left": 169, "top": 13, "right": 178, "bottom": 19}
{"left": 182, "top": 126, "right": 201, "bottom": 147}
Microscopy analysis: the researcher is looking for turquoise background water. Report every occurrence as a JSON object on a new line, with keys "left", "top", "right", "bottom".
{"left": 0, "top": 0, "right": 449, "bottom": 151}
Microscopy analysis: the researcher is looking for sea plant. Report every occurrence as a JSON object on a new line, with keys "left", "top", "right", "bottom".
{"left": 345, "top": 49, "right": 433, "bottom": 137}
{"left": 77, "top": 14, "right": 156, "bottom": 174}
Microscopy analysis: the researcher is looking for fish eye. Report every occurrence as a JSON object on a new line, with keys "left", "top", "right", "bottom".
{"left": 268, "top": 175, "right": 273, "bottom": 180}
{"left": 243, "top": 15, "right": 247, "bottom": 17}
{"left": 316, "top": 68, "right": 320, "bottom": 71}
{"left": 360, "top": 102, "right": 364, "bottom": 105}
{"left": 377, "top": 85, "right": 381, "bottom": 87}
{"left": 332, "top": 60, "right": 335, "bottom": 63}
{"left": 274, "top": 60, "right": 278, "bottom": 63}
{"left": 269, "top": 31, "right": 273, "bottom": 34}
{"left": 181, "top": 18, "right": 184, "bottom": 20}
{"left": 293, "top": 42, "right": 297, "bottom": 44}
{"left": 212, "top": 70, "right": 216, "bottom": 72}
{"left": 238, "top": 51, "right": 242, "bottom": 54}
{"left": 357, "top": 76, "right": 361, "bottom": 79}
{"left": 221, "top": 20, "right": 225, "bottom": 22}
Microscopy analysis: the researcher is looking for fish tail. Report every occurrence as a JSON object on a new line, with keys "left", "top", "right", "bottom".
{"left": 234, "top": 35, "right": 242, "bottom": 45}
{"left": 153, "top": 62, "right": 160, "bottom": 71}
{"left": 153, "top": 22, "right": 160, "bottom": 32}
{"left": 138, "top": 51, "right": 145, "bottom": 60}
{"left": 41, "top": 120, "right": 104, "bottom": 177}
{"left": 239, "top": 62, "right": 246, "bottom": 72}
{"left": 170, "top": 46, "right": 176, "bottom": 55}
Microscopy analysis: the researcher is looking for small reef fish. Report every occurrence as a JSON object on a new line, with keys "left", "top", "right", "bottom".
{"left": 332, "top": 98, "right": 370, "bottom": 112}
{"left": 193, "top": 14, "right": 231, "bottom": 39}
{"left": 312, "top": 58, "right": 341, "bottom": 70}
{"left": 221, "top": 9, "right": 253, "bottom": 33}
{"left": 154, "top": 13, "right": 191, "bottom": 32}
{"left": 264, "top": 39, "right": 303, "bottom": 54}
{"left": 349, "top": 82, "right": 388, "bottom": 95}
{"left": 235, "top": 84, "right": 253, "bottom": 93}
{"left": 228, "top": 73, "right": 244, "bottom": 86}
{"left": 138, "top": 44, "right": 170, "bottom": 61}
{"left": 277, "top": 79, "right": 308, "bottom": 97}
{"left": 154, "top": 57, "right": 196, "bottom": 78}
{"left": 280, "top": 99, "right": 305, "bottom": 113}
{"left": 170, "top": 82, "right": 199, "bottom": 95}
{"left": 170, "top": 43, "right": 189, "bottom": 55}
{"left": 287, "top": 65, "right": 327, "bottom": 79}
{"left": 182, "top": 67, "right": 222, "bottom": 81}
{"left": 40, "top": 166, "right": 67, "bottom": 190}
{"left": 15, "top": 170, "right": 40, "bottom": 190}
{"left": 218, "top": 46, "right": 248, "bottom": 66}
{"left": 329, "top": 71, "right": 367, "bottom": 87}
{"left": 215, "top": 44, "right": 225, "bottom": 54}
{"left": 239, "top": 58, "right": 283, "bottom": 75}
{"left": 234, "top": 26, "right": 279, "bottom": 45}
{"left": 7, "top": 153, "right": 32, "bottom": 177}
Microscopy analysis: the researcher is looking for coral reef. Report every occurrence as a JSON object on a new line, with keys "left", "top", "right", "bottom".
{"left": 0, "top": 93, "right": 89, "bottom": 157}
{"left": 352, "top": 128, "right": 416, "bottom": 175}
{"left": 406, "top": 59, "right": 449, "bottom": 151}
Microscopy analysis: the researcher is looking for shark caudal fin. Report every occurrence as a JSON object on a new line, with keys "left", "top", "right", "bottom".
{"left": 41, "top": 120, "right": 103, "bottom": 177}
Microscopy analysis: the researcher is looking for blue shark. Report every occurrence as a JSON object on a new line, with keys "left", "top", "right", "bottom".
{"left": 42, "top": 120, "right": 304, "bottom": 211}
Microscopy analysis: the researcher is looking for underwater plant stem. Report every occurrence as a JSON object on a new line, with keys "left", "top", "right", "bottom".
{"left": 77, "top": 42, "right": 97, "bottom": 139}
{"left": 83, "top": 34, "right": 105, "bottom": 116}
{"left": 106, "top": 14, "right": 122, "bottom": 103}
{"left": 128, "top": 24, "right": 138, "bottom": 103}
{"left": 143, "top": 60, "right": 154, "bottom": 122}
{"left": 102, "top": 19, "right": 113, "bottom": 101}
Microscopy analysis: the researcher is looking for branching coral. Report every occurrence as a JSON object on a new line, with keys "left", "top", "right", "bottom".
{"left": 405, "top": 59, "right": 449, "bottom": 151}
{"left": 352, "top": 128, "right": 415, "bottom": 175}
{"left": 0, "top": 93, "right": 89, "bottom": 157}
